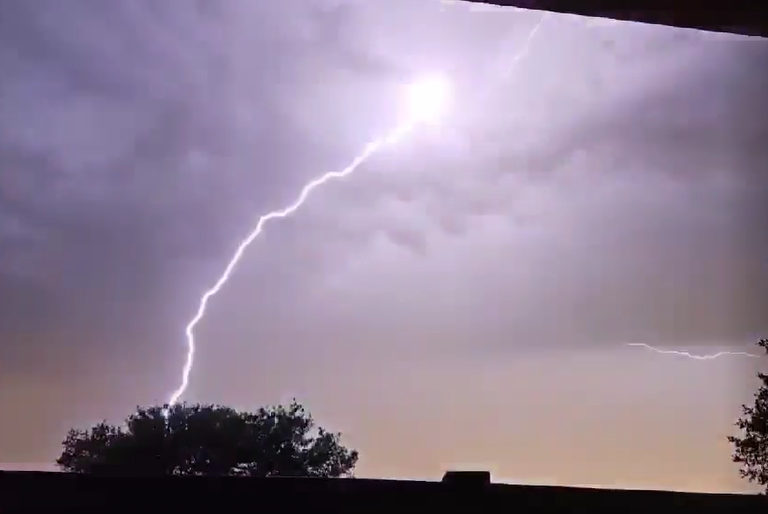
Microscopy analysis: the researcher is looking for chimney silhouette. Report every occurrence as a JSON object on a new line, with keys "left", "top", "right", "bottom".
{"left": 441, "top": 470, "right": 491, "bottom": 488}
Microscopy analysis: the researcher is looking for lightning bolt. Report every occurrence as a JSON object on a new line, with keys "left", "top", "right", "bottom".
{"left": 626, "top": 343, "right": 760, "bottom": 360}
{"left": 165, "top": 13, "right": 548, "bottom": 409}
{"left": 165, "top": 123, "right": 414, "bottom": 408}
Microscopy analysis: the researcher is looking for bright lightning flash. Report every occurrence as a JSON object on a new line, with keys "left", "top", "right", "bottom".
{"left": 627, "top": 343, "right": 760, "bottom": 360}
{"left": 165, "top": 75, "right": 452, "bottom": 409}
{"left": 403, "top": 74, "right": 452, "bottom": 124}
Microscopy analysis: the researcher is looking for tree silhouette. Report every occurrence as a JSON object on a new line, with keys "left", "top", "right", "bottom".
{"left": 728, "top": 339, "right": 768, "bottom": 492}
{"left": 56, "top": 400, "right": 358, "bottom": 477}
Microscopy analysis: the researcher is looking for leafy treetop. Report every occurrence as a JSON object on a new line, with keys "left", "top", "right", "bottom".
{"left": 728, "top": 339, "right": 768, "bottom": 492}
{"left": 56, "top": 400, "right": 358, "bottom": 477}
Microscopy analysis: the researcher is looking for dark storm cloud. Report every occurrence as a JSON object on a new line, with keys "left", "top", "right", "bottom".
{"left": 0, "top": 1, "right": 400, "bottom": 338}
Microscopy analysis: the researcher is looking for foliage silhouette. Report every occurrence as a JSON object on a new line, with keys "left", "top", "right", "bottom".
{"left": 728, "top": 339, "right": 768, "bottom": 493}
{"left": 56, "top": 400, "right": 358, "bottom": 477}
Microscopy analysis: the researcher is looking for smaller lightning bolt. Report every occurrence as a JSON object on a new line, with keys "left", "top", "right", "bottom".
{"left": 498, "top": 13, "right": 547, "bottom": 80}
{"left": 627, "top": 343, "right": 760, "bottom": 360}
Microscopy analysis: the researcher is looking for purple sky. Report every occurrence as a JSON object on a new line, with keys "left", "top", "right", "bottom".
{"left": 1, "top": 0, "right": 766, "bottom": 493}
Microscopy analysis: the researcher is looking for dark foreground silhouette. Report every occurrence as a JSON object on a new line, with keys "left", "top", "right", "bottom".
{"left": 1, "top": 470, "right": 765, "bottom": 512}
{"left": 463, "top": 0, "right": 768, "bottom": 37}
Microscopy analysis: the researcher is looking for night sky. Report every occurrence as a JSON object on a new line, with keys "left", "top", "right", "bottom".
{"left": 1, "top": 0, "right": 767, "bottom": 493}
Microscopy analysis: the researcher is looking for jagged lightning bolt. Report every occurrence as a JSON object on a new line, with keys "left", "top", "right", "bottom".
{"left": 626, "top": 343, "right": 760, "bottom": 360}
{"left": 166, "top": 123, "right": 414, "bottom": 408}
{"left": 165, "top": 14, "right": 547, "bottom": 408}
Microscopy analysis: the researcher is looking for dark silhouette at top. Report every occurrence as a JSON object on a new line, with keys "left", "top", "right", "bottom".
{"left": 461, "top": 0, "right": 768, "bottom": 37}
